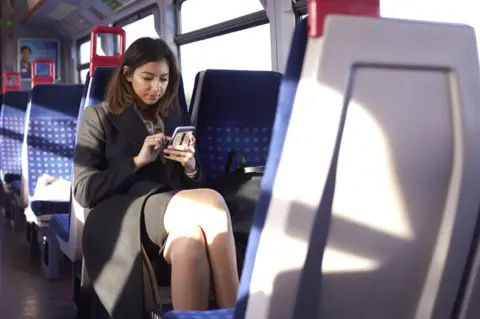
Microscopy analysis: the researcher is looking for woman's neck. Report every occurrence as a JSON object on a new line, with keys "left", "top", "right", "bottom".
{"left": 134, "top": 97, "right": 158, "bottom": 121}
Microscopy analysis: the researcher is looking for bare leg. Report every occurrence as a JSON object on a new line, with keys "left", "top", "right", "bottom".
{"left": 163, "top": 223, "right": 210, "bottom": 310}
{"left": 164, "top": 189, "right": 240, "bottom": 309}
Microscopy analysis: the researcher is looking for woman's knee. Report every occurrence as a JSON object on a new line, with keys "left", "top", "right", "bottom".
{"left": 178, "top": 188, "right": 227, "bottom": 211}
{"left": 163, "top": 223, "right": 207, "bottom": 264}
{"left": 165, "top": 188, "right": 231, "bottom": 233}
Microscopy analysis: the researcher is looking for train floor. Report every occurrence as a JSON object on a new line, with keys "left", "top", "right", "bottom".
{"left": 0, "top": 215, "right": 75, "bottom": 319}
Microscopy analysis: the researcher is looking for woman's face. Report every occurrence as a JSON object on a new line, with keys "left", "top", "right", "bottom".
{"left": 126, "top": 59, "right": 170, "bottom": 105}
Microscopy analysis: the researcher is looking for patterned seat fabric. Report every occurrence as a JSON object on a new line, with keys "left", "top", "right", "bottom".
{"left": 49, "top": 214, "right": 69, "bottom": 242}
{"left": 25, "top": 84, "right": 83, "bottom": 216}
{"left": 190, "top": 70, "right": 282, "bottom": 179}
{"left": 49, "top": 72, "right": 90, "bottom": 253}
{"left": 0, "top": 91, "right": 31, "bottom": 189}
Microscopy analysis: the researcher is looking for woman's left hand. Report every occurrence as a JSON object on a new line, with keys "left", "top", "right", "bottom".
{"left": 164, "top": 135, "right": 196, "bottom": 172}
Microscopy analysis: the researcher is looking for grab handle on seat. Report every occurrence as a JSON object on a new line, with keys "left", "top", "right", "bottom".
{"left": 90, "top": 26, "right": 126, "bottom": 77}
{"left": 31, "top": 58, "right": 54, "bottom": 88}
{"left": 2, "top": 72, "right": 21, "bottom": 94}
{"left": 308, "top": 0, "right": 380, "bottom": 37}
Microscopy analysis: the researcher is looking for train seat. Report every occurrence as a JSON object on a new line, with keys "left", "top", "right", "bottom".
{"left": 310, "top": 15, "right": 480, "bottom": 318}
{"left": 189, "top": 70, "right": 282, "bottom": 179}
{"left": 22, "top": 83, "right": 83, "bottom": 280}
{"left": 0, "top": 90, "right": 31, "bottom": 227}
{"left": 23, "top": 84, "right": 83, "bottom": 224}
{"left": 163, "top": 19, "right": 306, "bottom": 319}
{"left": 48, "top": 71, "right": 90, "bottom": 262}
{"left": 0, "top": 91, "right": 31, "bottom": 188}
{"left": 84, "top": 66, "right": 114, "bottom": 108}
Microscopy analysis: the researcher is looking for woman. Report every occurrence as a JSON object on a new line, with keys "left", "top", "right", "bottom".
{"left": 74, "top": 37, "right": 239, "bottom": 318}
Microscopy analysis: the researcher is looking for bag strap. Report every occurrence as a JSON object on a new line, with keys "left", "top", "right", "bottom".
{"left": 225, "top": 150, "right": 264, "bottom": 174}
{"left": 141, "top": 245, "right": 163, "bottom": 316}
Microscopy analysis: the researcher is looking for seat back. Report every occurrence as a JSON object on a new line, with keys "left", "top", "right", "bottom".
{"left": 84, "top": 66, "right": 114, "bottom": 108}
{"left": 239, "top": 16, "right": 480, "bottom": 319}
{"left": 456, "top": 232, "right": 480, "bottom": 317}
{"left": 24, "top": 84, "right": 83, "bottom": 197}
{"left": 57, "top": 72, "right": 91, "bottom": 261}
{"left": 0, "top": 91, "right": 30, "bottom": 180}
{"left": 189, "top": 70, "right": 282, "bottom": 178}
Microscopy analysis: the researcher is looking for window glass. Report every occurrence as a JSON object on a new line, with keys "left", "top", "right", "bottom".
{"left": 180, "top": 23, "right": 272, "bottom": 104}
{"left": 79, "top": 41, "right": 91, "bottom": 65}
{"left": 122, "top": 14, "right": 158, "bottom": 49}
{"left": 180, "top": 0, "right": 264, "bottom": 33}
{"left": 80, "top": 68, "right": 89, "bottom": 84}
{"left": 78, "top": 38, "right": 106, "bottom": 65}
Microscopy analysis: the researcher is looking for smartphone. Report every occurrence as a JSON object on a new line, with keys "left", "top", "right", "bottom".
{"left": 167, "top": 126, "right": 195, "bottom": 148}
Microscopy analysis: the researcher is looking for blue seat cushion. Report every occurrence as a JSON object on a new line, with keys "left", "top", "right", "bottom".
{"left": 29, "top": 199, "right": 70, "bottom": 216}
{"left": 11, "top": 180, "right": 22, "bottom": 195}
{"left": 49, "top": 213, "right": 69, "bottom": 242}
{"left": 4, "top": 173, "right": 20, "bottom": 183}
{"left": 164, "top": 308, "right": 234, "bottom": 319}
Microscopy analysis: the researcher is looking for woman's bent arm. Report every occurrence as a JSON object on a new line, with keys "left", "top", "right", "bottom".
{"left": 73, "top": 106, "right": 135, "bottom": 208}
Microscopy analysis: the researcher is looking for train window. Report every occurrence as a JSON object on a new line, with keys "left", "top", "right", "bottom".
{"left": 180, "top": 0, "right": 264, "bottom": 33}
{"left": 80, "top": 69, "right": 89, "bottom": 84}
{"left": 77, "top": 37, "right": 106, "bottom": 83}
{"left": 78, "top": 38, "right": 106, "bottom": 65}
{"left": 180, "top": 23, "right": 272, "bottom": 103}
{"left": 121, "top": 14, "right": 158, "bottom": 48}
{"left": 79, "top": 41, "right": 91, "bottom": 65}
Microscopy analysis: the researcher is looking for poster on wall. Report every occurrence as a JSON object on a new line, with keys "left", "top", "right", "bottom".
{"left": 17, "top": 38, "right": 60, "bottom": 80}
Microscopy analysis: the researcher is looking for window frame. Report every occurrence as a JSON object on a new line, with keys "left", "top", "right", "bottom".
{"left": 112, "top": 4, "right": 159, "bottom": 55}
{"left": 76, "top": 35, "right": 90, "bottom": 83}
{"left": 175, "top": 0, "right": 269, "bottom": 45}
{"left": 175, "top": 0, "right": 269, "bottom": 67}
{"left": 113, "top": 4, "right": 157, "bottom": 28}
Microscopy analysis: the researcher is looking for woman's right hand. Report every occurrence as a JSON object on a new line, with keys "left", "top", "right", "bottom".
{"left": 133, "top": 133, "right": 166, "bottom": 169}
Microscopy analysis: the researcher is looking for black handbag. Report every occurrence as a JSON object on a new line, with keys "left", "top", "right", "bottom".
{"left": 210, "top": 150, "right": 264, "bottom": 274}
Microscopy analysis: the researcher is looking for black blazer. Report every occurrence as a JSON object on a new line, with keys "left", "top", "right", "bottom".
{"left": 73, "top": 103, "right": 203, "bottom": 208}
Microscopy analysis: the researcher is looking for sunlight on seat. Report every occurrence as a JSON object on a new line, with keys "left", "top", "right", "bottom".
{"left": 333, "top": 101, "right": 414, "bottom": 241}
{"left": 72, "top": 197, "right": 85, "bottom": 224}
{"left": 323, "top": 248, "right": 380, "bottom": 273}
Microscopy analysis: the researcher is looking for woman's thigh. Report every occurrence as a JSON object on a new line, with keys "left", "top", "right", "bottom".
{"left": 163, "top": 188, "right": 231, "bottom": 235}
{"left": 142, "top": 190, "right": 179, "bottom": 250}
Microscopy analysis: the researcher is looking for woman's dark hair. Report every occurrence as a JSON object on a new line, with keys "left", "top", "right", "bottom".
{"left": 21, "top": 46, "right": 32, "bottom": 53}
{"left": 106, "top": 37, "right": 180, "bottom": 117}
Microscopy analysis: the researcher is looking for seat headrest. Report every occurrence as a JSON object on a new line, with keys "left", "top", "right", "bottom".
{"left": 196, "top": 70, "right": 282, "bottom": 123}
{"left": 29, "top": 84, "right": 84, "bottom": 118}
{"left": 2, "top": 91, "right": 30, "bottom": 115}
{"left": 86, "top": 66, "right": 116, "bottom": 107}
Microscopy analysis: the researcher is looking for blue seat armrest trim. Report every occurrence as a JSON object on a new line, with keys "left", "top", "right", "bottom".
{"left": 164, "top": 308, "right": 234, "bottom": 319}
{"left": 29, "top": 199, "right": 70, "bottom": 216}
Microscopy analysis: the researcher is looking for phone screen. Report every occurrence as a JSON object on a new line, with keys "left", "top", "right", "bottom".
{"left": 171, "top": 131, "right": 193, "bottom": 147}
{"left": 168, "top": 126, "right": 195, "bottom": 148}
